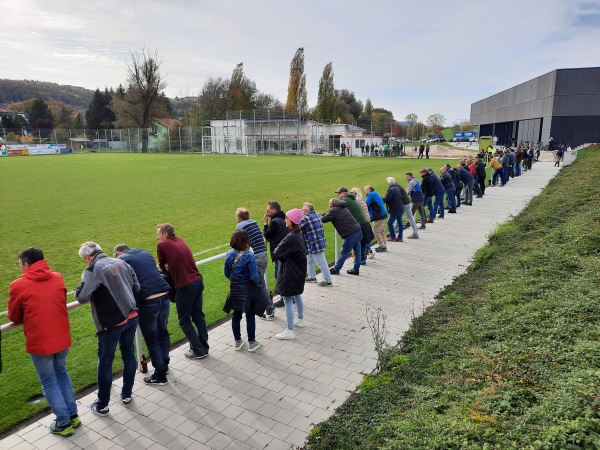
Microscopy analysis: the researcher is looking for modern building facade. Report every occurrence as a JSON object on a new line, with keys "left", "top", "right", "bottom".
{"left": 470, "top": 67, "right": 600, "bottom": 147}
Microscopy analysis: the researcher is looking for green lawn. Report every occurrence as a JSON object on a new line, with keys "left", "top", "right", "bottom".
{"left": 0, "top": 152, "right": 456, "bottom": 433}
{"left": 305, "top": 147, "right": 600, "bottom": 449}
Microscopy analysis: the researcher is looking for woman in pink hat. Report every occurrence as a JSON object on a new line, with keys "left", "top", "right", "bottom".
{"left": 272, "top": 208, "right": 307, "bottom": 340}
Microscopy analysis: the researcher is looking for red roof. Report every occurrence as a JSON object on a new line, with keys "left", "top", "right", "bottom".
{"left": 153, "top": 118, "right": 184, "bottom": 129}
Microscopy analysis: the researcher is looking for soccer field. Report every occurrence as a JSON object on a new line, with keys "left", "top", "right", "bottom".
{"left": 0, "top": 152, "right": 455, "bottom": 432}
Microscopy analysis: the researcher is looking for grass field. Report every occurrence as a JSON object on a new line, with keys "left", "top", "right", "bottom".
{"left": 0, "top": 152, "right": 457, "bottom": 433}
{"left": 305, "top": 147, "right": 600, "bottom": 449}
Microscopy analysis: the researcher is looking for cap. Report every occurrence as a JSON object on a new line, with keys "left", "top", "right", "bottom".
{"left": 419, "top": 168, "right": 428, "bottom": 174}
{"left": 335, "top": 186, "right": 348, "bottom": 194}
{"left": 286, "top": 208, "right": 303, "bottom": 225}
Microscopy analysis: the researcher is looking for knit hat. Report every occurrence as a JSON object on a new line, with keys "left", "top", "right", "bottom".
{"left": 286, "top": 208, "right": 303, "bottom": 225}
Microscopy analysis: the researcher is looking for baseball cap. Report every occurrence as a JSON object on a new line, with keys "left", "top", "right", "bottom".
{"left": 335, "top": 186, "right": 348, "bottom": 194}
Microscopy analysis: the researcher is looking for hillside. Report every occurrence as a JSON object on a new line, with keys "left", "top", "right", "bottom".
{"left": 0, "top": 79, "right": 95, "bottom": 112}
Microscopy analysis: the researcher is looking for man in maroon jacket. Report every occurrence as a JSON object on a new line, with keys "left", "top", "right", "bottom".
{"left": 156, "top": 223, "right": 209, "bottom": 359}
{"left": 8, "top": 247, "right": 79, "bottom": 437}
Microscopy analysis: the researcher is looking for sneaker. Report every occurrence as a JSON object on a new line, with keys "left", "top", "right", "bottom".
{"left": 70, "top": 415, "right": 81, "bottom": 429}
{"left": 234, "top": 338, "right": 246, "bottom": 351}
{"left": 294, "top": 318, "right": 305, "bottom": 327}
{"left": 122, "top": 397, "right": 133, "bottom": 406}
{"left": 261, "top": 311, "right": 275, "bottom": 320}
{"left": 49, "top": 421, "right": 74, "bottom": 437}
{"left": 305, "top": 277, "right": 317, "bottom": 282}
{"left": 144, "top": 374, "right": 168, "bottom": 386}
{"left": 330, "top": 268, "right": 340, "bottom": 275}
{"left": 275, "top": 328, "right": 295, "bottom": 340}
{"left": 318, "top": 281, "right": 333, "bottom": 287}
{"left": 419, "top": 225, "right": 427, "bottom": 229}
{"left": 407, "top": 234, "right": 419, "bottom": 239}
{"left": 368, "top": 249, "right": 375, "bottom": 259}
{"left": 90, "top": 400, "right": 109, "bottom": 416}
{"left": 376, "top": 247, "right": 387, "bottom": 252}
{"left": 361, "top": 261, "right": 366, "bottom": 265}
{"left": 184, "top": 349, "right": 208, "bottom": 359}
{"left": 347, "top": 270, "right": 360, "bottom": 275}
{"left": 248, "top": 340, "right": 262, "bottom": 352}
{"left": 273, "top": 298, "right": 285, "bottom": 308}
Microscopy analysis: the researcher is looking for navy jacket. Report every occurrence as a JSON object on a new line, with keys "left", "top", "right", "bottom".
{"left": 118, "top": 248, "right": 171, "bottom": 303}
{"left": 430, "top": 172, "right": 446, "bottom": 195}
{"left": 458, "top": 167, "right": 474, "bottom": 183}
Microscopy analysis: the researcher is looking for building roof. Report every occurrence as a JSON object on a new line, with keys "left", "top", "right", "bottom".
{"left": 153, "top": 118, "right": 184, "bottom": 129}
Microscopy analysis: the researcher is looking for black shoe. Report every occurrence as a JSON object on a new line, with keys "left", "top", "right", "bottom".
{"left": 273, "top": 299, "right": 285, "bottom": 308}
{"left": 144, "top": 374, "right": 168, "bottom": 386}
{"left": 476, "top": 195, "right": 483, "bottom": 198}
{"left": 330, "top": 268, "right": 340, "bottom": 275}
{"left": 448, "top": 209, "right": 456, "bottom": 213}
{"left": 419, "top": 225, "right": 426, "bottom": 229}
{"left": 346, "top": 270, "right": 359, "bottom": 275}
{"left": 437, "top": 215, "right": 444, "bottom": 219}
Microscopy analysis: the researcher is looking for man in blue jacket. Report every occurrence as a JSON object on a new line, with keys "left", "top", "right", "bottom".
{"left": 364, "top": 185, "right": 388, "bottom": 249}
{"left": 427, "top": 168, "right": 446, "bottom": 220}
{"left": 114, "top": 245, "right": 172, "bottom": 386}
{"left": 457, "top": 164, "right": 475, "bottom": 206}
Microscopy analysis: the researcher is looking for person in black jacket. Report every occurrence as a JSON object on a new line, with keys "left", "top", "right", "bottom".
{"left": 475, "top": 156, "right": 487, "bottom": 196}
{"left": 321, "top": 199, "right": 362, "bottom": 276}
{"left": 419, "top": 169, "right": 435, "bottom": 223}
{"left": 273, "top": 209, "right": 307, "bottom": 340}
{"left": 263, "top": 201, "right": 289, "bottom": 307}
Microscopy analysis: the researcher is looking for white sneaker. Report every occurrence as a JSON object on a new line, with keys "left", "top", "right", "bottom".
{"left": 275, "top": 328, "right": 295, "bottom": 340}
{"left": 234, "top": 338, "right": 246, "bottom": 351}
{"left": 294, "top": 318, "right": 305, "bottom": 327}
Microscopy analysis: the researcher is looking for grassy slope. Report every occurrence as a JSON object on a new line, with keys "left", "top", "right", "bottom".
{"left": 306, "top": 147, "right": 600, "bottom": 449}
{"left": 0, "top": 153, "right": 457, "bottom": 433}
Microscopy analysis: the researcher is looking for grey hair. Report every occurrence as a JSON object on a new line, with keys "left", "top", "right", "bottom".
{"left": 386, "top": 176, "right": 396, "bottom": 185}
{"left": 113, "top": 244, "right": 130, "bottom": 258}
{"left": 78, "top": 241, "right": 102, "bottom": 258}
{"left": 302, "top": 202, "right": 315, "bottom": 213}
{"left": 426, "top": 168, "right": 434, "bottom": 173}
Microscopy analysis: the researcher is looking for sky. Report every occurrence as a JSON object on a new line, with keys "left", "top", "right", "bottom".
{"left": 2, "top": 0, "right": 599, "bottom": 125}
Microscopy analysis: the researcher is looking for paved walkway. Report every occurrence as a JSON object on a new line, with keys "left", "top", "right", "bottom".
{"left": 2, "top": 163, "right": 560, "bottom": 450}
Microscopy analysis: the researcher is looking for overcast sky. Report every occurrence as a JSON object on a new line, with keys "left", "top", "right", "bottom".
{"left": 2, "top": 0, "right": 599, "bottom": 124}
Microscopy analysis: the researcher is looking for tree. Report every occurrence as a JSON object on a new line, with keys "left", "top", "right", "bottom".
{"left": 28, "top": 97, "right": 53, "bottom": 129}
{"left": 285, "top": 47, "right": 307, "bottom": 116}
{"left": 316, "top": 62, "right": 336, "bottom": 122}
{"left": 200, "top": 77, "right": 229, "bottom": 119}
{"left": 364, "top": 98, "right": 373, "bottom": 117}
{"left": 335, "top": 89, "right": 363, "bottom": 123}
{"left": 405, "top": 113, "right": 419, "bottom": 140}
{"left": 253, "top": 92, "right": 282, "bottom": 111}
{"left": 426, "top": 113, "right": 446, "bottom": 134}
{"left": 85, "top": 88, "right": 115, "bottom": 129}
{"left": 112, "top": 48, "right": 169, "bottom": 151}
{"left": 227, "top": 63, "right": 257, "bottom": 111}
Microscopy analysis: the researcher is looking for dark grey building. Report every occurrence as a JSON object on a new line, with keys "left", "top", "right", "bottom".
{"left": 470, "top": 67, "right": 600, "bottom": 147}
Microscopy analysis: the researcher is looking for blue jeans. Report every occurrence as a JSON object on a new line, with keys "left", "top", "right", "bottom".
{"left": 31, "top": 349, "right": 77, "bottom": 426}
{"left": 433, "top": 193, "right": 445, "bottom": 217}
{"left": 493, "top": 168, "right": 504, "bottom": 185}
{"left": 138, "top": 294, "right": 170, "bottom": 378}
{"left": 424, "top": 196, "right": 434, "bottom": 220}
{"left": 232, "top": 310, "right": 256, "bottom": 342}
{"left": 307, "top": 252, "right": 332, "bottom": 283}
{"left": 473, "top": 178, "right": 483, "bottom": 196}
{"left": 334, "top": 229, "right": 362, "bottom": 272}
{"left": 445, "top": 187, "right": 456, "bottom": 209}
{"left": 255, "top": 252, "right": 273, "bottom": 313}
{"left": 175, "top": 278, "right": 209, "bottom": 355}
{"left": 97, "top": 316, "right": 139, "bottom": 408}
{"left": 282, "top": 295, "right": 304, "bottom": 330}
{"left": 387, "top": 213, "right": 403, "bottom": 239}
{"left": 455, "top": 189, "right": 462, "bottom": 207}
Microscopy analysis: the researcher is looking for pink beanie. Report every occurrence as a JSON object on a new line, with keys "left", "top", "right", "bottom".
{"left": 286, "top": 208, "right": 303, "bottom": 225}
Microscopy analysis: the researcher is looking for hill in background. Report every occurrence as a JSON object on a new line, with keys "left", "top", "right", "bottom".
{"left": 0, "top": 79, "right": 95, "bottom": 112}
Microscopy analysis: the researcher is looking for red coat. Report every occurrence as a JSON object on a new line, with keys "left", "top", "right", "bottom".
{"left": 468, "top": 162, "right": 477, "bottom": 177}
{"left": 8, "top": 260, "right": 71, "bottom": 355}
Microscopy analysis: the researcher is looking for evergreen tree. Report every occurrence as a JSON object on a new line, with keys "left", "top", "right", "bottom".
{"left": 316, "top": 62, "right": 336, "bottom": 122}
{"left": 85, "top": 88, "right": 115, "bottom": 129}
{"left": 285, "top": 47, "right": 307, "bottom": 116}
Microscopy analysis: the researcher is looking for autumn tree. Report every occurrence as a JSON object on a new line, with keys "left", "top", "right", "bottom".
{"left": 199, "top": 77, "right": 229, "bottom": 119}
{"left": 426, "top": 113, "right": 446, "bottom": 134}
{"left": 112, "top": 48, "right": 170, "bottom": 151}
{"left": 27, "top": 97, "right": 53, "bottom": 129}
{"left": 85, "top": 88, "right": 115, "bottom": 129}
{"left": 227, "top": 63, "right": 257, "bottom": 112}
{"left": 316, "top": 62, "right": 336, "bottom": 122}
{"left": 285, "top": 47, "right": 307, "bottom": 116}
{"left": 335, "top": 89, "right": 363, "bottom": 123}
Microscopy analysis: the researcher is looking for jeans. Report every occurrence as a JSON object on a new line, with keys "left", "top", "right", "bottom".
{"left": 424, "top": 196, "right": 434, "bottom": 220}
{"left": 255, "top": 252, "right": 273, "bottom": 313}
{"left": 31, "top": 349, "right": 77, "bottom": 426}
{"left": 138, "top": 294, "right": 170, "bottom": 378}
{"left": 455, "top": 188, "right": 462, "bottom": 207}
{"left": 403, "top": 204, "right": 419, "bottom": 234}
{"left": 492, "top": 168, "right": 504, "bottom": 185}
{"left": 307, "top": 251, "right": 332, "bottom": 283}
{"left": 478, "top": 177, "right": 486, "bottom": 195}
{"left": 232, "top": 310, "right": 256, "bottom": 342}
{"left": 445, "top": 187, "right": 456, "bottom": 210}
{"left": 462, "top": 180, "right": 474, "bottom": 204}
{"left": 473, "top": 176, "right": 483, "bottom": 196}
{"left": 97, "top": 316, "right": 139, "bottom": 408}
{"left": 502, "top": 167, "right": 510, "bottom": 184}
{"left": 175, "top": 278, "right": 209, "bottom": 355}
{"left": 515, "top": 163, "right": 522, "bottom": 176}
{"left": 433, "top": 192, "right": 445, "bottom": 217}
{"left": 282, "top": 295, "right": 304, "bottom": 330}
{"left": 334, "top": 229, "right": 362, "bottom": 272}
{"left": 387, "top": 213, "right": 403, "bottom": 239}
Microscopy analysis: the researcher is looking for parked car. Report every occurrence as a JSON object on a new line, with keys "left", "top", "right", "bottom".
{"left": 469, "top": 137, "right": 478, "bottom": 142}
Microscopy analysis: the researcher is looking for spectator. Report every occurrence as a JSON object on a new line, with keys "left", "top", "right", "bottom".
{"left": 8, "top": 247, "right": 79, "bottom": 436}
{"left": 263, "top": 201, "right": 289, "bottom": 307}
{"left": 456, "top": 164, "right": 475, "bottom": 205}
{"left": 440, "top": 166, "right": 457, "bottom": 213}
{"left": 351, "top": 187, "right": 375, "bottom": 261}
{"left": 321, "top": 198, "right": 362, "bottom": 276}
{"left": 335, "top": 186, "right": 374, "bottom": 266}
{"left": 475, "top": 155, "right": 487, "bottom": 195}
{"left": 420, "top": 169, "right": 435, "bottom": 223}
{"left": 427, "top": 168, "right": 446, "bottom": 219}
{"left": 75, "top": 241, "right": 139, "bottom": 416}
{"left": 300, "top": 202, "right": 333, "bottom": 286}
{"left": 405, "top": 172, "right": 427, "bottom": 229}
{"left": 364, "top": 185, "right": 389, "bottom": 248}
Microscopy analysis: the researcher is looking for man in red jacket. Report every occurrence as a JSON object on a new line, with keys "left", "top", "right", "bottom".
{"left": 8, "top": 247, "right": 79, "bottom": 437}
